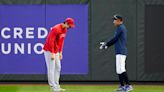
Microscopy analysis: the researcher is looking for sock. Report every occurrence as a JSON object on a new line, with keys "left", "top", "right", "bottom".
{"left": 118, "top": 74, "right": 124, "bottom": 86}
{"left": 122, "top": 72, "right": 130, "bottom": 85}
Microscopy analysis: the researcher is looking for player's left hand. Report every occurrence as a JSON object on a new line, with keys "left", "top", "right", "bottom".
{"left": 59, "top": 52, "right": 63, "bottom": 60}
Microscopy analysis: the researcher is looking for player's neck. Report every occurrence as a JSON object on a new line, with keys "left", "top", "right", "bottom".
{"left": 61, "top": 23, "right": 65, "bottom": 28}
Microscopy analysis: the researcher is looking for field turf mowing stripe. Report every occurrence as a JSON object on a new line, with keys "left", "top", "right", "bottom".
{"left": 0, "top": 84, "right": 163, "bottom": 92}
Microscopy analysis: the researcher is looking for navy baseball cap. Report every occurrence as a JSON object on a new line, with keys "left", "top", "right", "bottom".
{"left": 112, "top": 15, "right": 123, "bottom": 21}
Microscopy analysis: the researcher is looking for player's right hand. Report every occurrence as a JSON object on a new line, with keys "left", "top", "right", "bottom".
{"left": 99, "top": 42, "right": 108, "bottom": 50}
{"left": 51, "top": 53, "right": 55, "bottom": 61}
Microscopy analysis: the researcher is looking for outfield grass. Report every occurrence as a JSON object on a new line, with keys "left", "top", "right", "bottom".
{"left": 0, "top": 84, "right": 163, "bottom": 92}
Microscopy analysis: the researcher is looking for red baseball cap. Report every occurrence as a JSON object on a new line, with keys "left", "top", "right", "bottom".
{"left": 65, "top": 18, "right": 75, "bottom": 28}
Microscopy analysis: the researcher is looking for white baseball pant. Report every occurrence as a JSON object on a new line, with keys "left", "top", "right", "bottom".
{"left": 44, "top": 51, "right": 61, "bottom": 89}
{"left": 116, "top": 54, "right": 126, "bottom": 74}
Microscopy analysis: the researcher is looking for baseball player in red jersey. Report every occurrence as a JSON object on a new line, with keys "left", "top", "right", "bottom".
{"left": 43, "top": 18, "right": 75, "bottom": 92}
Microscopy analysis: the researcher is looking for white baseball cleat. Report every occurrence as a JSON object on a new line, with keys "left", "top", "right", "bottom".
{"left": 59, "top": 88, "right": 66, "bottom": 91}
{"left": 52, "top": 88, "right": 66, "bottom": 92}
{"left": 52, "top": 89, "right": 61, "bottom": 92}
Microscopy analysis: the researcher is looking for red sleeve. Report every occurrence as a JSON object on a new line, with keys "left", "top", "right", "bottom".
{"left": 59, "top": 37, "right": 65, "bottom": 53}
{"left": 48, "top": 28, "right": 57, "bottom": 53}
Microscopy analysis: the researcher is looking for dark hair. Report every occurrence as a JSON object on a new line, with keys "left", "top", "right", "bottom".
{"left": 113, "top": 15, "right": 123, "bottom": 21}
{"left": 119, "top": 18, "right": 123, "bottom": 21}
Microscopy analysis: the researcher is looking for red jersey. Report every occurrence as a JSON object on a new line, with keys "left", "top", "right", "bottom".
{"left": 43, "top": 23, "right": 67, "bottom": 54}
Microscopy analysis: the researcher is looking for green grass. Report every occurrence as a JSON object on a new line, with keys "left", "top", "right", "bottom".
{"left": 0, "top": 84, "right": 163, "bottom": 92}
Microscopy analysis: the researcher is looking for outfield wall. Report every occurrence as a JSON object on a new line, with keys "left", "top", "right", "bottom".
{"left": 0, "top": 0, "right": 164, "bottom": 82}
